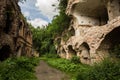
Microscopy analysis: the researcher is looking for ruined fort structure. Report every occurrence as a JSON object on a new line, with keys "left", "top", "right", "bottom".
{"left": 0, "top": 0, "right": 33, "bottom": 61}
{"left": 56, "top": 0, "right": 120, "bottom": 64}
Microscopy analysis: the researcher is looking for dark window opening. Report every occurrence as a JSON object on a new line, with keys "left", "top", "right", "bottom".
{"left": 16, "top": 46, "right": 20, "bottom": 52}
{"left": 21, "top": 45, "right": 25, "bottom": 56}
{"left": 68, "top": 45, "right": 76, "bottom": 55}
{"left": 83, "top": 57, "right": 89, "bottom": 59}
{"left": 0, "top": 45, "right": 11, "bottom": 61}
{"left": 119, "top": 1, "right": 120, "bottom": 12}
{"left": 82, "top": 42, "right": 90, "bottom": 50}
{"left": 19, "top": 21, "right": 22, "bottom": 29}
{"left": 62, "top": 49, "right": 66, "bottom": 54}
{"left": 110, "top": 0, "right": 113, "bottom": 3}
{"left": 4, "top": 7, "right": 12, "bottom": 34}
{"left": 69, "top": 26, "right": 75, "bottom": 36}
{"left": 99, "top": 6, "right": 109, "bottom": 26}
{"left": 109, "top": 10, "right": 111, "bottom": 13}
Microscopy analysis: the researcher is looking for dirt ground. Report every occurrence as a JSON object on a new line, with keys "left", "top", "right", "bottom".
{"left": 35, "top": 60, "right": 70, "bottom": 80}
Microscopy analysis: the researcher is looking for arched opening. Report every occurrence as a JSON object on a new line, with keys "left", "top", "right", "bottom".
{"left": 4, "top": 6, "right": 12, "bottom": 34}
{"left": 69, "top": 26, "right": 75, "bottom": 36}
{"left": 81, "top": 42, "right": 90, "bottom": 51}
{"left": 18, "top": 21, "right": 22, "bottom": 29}
{"left": 72, "top": 0, "right": 109, "bottom": 26}
{"left": 97, "top": 26, "right": 120, "bottom": 58}
{"left": 79, "top": 42, "right": 90, "bottom": 64}
{"left": 68, "top": 45, "right": 77, "bottom": 58}
{"left": 0, "top": 45, "right": 11, "bottom": 61}
{"left": 60, "top": 48, "right": 66, "bottom": 58}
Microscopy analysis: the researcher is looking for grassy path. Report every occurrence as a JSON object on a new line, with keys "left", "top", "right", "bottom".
{"left": 35, "top": 60, "right": 70, "bottom": 80}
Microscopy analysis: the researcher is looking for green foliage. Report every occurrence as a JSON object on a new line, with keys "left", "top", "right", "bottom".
{"left": 42, "top": 57, "right": 90, "bottom": 80}
{"left": 0, "top": 57, "right": 39, "bottom": 80}
{"left": 30, "top": 26, "right": 56, "bottom": 55}
{"left": 43, "top": 53, "right": 60, "bottom": 58}
{"left": 70, "top": 56, "right": 81, "bottom": 64}
{"left": 76, "top": 59, "right": 120, "bottom": 80}
{"left": 47, "top": 0, "right": 71, "bottom": 38}
{"left": 63, "top": 33, "right": 70, "bottom": 42}
{"left": 111, "top": 44, "right": 120, "bottom": 58}
{"left": 44, "top": 57, "right": 89, "bottom": 74}
{"left": 30, "top": 0, "right": 70, "bottom": 55}
{"left": 90, "top": 59, "right": 120, "bottom": 80}
{"left": 42, "top": 57, "right": 120, "bottom": 80}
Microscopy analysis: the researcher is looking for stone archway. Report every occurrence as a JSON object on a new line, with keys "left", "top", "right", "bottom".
{"left": 68, "top": 45, "right": 77, "bottom": 58}
{"left": 97, "top": 26, "right": 120, "bottom": 59}
{"left": 79, "top": 42, "right": 90, "bottom": 64}
{"left": 0, "top": 45, "right": 11, "bottom": 61}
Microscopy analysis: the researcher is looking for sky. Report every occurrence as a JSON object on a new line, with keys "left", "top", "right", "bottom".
{"left": 19, "top": 0, "right": 59, "bottom": 28}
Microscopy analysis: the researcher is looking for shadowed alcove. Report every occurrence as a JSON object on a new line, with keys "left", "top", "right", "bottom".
{"left": 0, "top": 45, "right": 11, "bottom": 61}
{"left": 97, "top": 26, "right": 120, "bottom": 57}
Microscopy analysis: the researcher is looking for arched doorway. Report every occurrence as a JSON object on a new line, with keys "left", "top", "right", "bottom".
{"left": 68, "top": 45, "right": 77, "bottom": 58}
{"left": 0, "top": 45, "right": 11, "bottom": 61}
{"left": 97, "top": 26, "right": 120, "bottom": 58}
{"left": 79, "top": 42, "right": 90, "bottom": 64}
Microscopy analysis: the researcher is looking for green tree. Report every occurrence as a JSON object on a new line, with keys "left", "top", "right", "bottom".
{"left": 30, "top": 0, "right": 70, "bottom": 55}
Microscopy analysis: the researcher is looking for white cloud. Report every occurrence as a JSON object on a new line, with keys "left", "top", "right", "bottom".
{"left": 35, "top": 0, "right": 59, "bottom": 20}
{"left": 23, "top": 11, "right": 30, "bottom": 17}
{"left": 28, "top": 18, "right": 48, "bottom": 28}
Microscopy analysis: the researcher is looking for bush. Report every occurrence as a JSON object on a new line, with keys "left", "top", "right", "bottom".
{"left": 111, "top": 44, "right": 120, "bottom": 58}
{"left": 43, "top": 53, "right": 60, "bottom": 58}
{"left": 0, "top": 57, "right": 39, "bottom": 80}
{"left": 43, "top": 56, "right": 120, "bottom": 80}
{"left": 45, "top": 58, "right": 89, "bottom": 73}
{"left": 70, "top": 56, "right": 81, "bottom": 64}
{"left": 88, "top": 59, "right": 120, "bottom": 80}
{"left": 76, "top": 59, "right": 120, "bottom": 80}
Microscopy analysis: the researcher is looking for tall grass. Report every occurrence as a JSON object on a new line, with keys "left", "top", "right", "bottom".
{"left": 42, "top": 54, "right": 120, "bottom": 80}
{"left": 0, "top": 57, "right": 39, "bottom": 80}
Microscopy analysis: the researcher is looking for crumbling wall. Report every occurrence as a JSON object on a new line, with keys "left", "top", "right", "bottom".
{"left": 107, "top": 0, "right": 120, "bottom": 20}
{"left": 0, "top": 0, "right": 33, "bottom": 61}
{"left": 56, "top": 0, "right": 120, "bottom": 64}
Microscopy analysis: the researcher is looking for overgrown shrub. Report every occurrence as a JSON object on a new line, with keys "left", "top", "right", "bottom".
{"left": 43, "top": 56, "right": 120, "bottom": 80}
{"left": 111, "top": 44, "right": 120, "bottom": 58}
{"left": 0, "top": 57, "right": 39, "bottom": 80}
{"left": 88, "top": 59, "right": 120, "bottom": 80}
{"left": 70, "top": 56, "right": 81, "bottom": 64}
{"left": 43, "top": 53, "right": 60, "bottom": 58}
{"left": 76, "top": 59, "right": 120, "bottom": 80}
{"left": 45, "top": 58, "right": 89, "bottom": 73}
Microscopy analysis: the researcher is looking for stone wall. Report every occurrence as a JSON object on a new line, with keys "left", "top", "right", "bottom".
{"left": 56, "top": 0, "right": 120, "bottom": 64}
{"left": 0, "top": 0, "right": 33, "bottom": 61}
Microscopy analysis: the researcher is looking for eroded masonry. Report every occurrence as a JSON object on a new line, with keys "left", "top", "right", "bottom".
{"left": 0, "top": 0, "right": 33, "bottom": 61}
{"left": 56, "top": 0, "right": 120, "bottom": 64}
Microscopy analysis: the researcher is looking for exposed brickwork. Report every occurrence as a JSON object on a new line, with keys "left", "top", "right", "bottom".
{"left": 0, "top": 0, "right": 33, "bottom": 60}
{"left": 56, "top": 0, "right": 120, "bottom": 64}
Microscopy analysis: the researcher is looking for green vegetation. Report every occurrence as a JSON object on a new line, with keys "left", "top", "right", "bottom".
{"left": 0, "top": 57, "right": 39, "bottom": 80}
{"left": 111, "top": 44, "right": 120, "bottom": 59}
{"left": 70, "top": 56, "right": 81, "bottom": 64}
{"left": 30, "top": 0, "right": 70, "bottom": 55}
{"left": 29, "top": 0, "right": 120, "bottom": 80}
{"left": 42, "top": 55, "right": 120, "bottom": 80}
{"left": 43, "top": 53, "right": 60, "bottom": 58}
{"left": 41, "top": 56, "right": 90, "bottom": 79}
{"left": 85, "top": 59, "right": 120, "bottom": 80}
